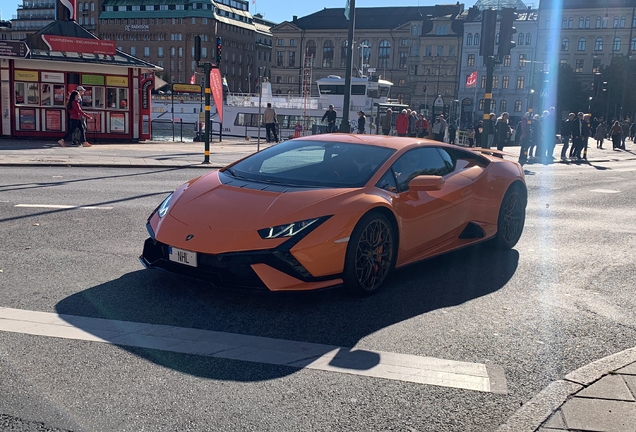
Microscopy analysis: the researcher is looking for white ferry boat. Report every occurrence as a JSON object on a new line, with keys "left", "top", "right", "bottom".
{"left": 151, "top": 75, "right": 401, "bottom": 139}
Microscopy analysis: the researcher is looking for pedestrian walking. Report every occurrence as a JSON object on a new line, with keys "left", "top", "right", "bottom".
{"left": 58, "top": 87, "right": 92, "bottom": 147}
{"left": 494, "top": 112, "right": 511, "bottom": 151}
{"left": 594, "top": 118, "right": 607, "bottom": 149}
{"left": 610, "top": 120, "right": 622, "bottom": 150}
{"left": 560, "top": 113, "right": 575, "bottom": 159}
{"left": 380, "top": 109, "right": 392, "bottom": 135}
{"left": 408, "top": 110, "right": 417, "bottom": 137}
{"left": 570, "top": 112, "right": 588, "bottom": 160}
{"left": 396, "top": 109, "right": 409, "bottom": 137}
{"left": 487, "top": 113, "right": 496, "bottom": 148}
{"left": 620, "top": 120, "right": 629, "bottom": 149}
{"left": 357, "top": 111, "right": 366, "bottom": 134}
{"left": 448, "top": 120, "right": 457, "bottom": 144}
{"left": 263, "top": 103, "right": 279, "bottom": 143}
{"left": 433, "top": 115, "right": 447, "bottom": 142}
{"left": 322, "top": 104, "right": 337, "bottom": 133}
{"left": 515, "top": 113, "right": 532, "bottom": 163}
{"left": 474, "top": 120, "right": 484, "bottom": 147}
{"left": 466, "top": 124, "right": 475, "bottom": 147}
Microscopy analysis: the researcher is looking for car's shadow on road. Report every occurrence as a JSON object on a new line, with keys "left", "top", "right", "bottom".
{"left": 55, "top": 244, "right": 518, "bottom": 382}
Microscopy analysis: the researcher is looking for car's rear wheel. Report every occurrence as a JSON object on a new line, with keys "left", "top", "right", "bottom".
{"left": 343, "top": 212, "right": 396, "bottom": 295}
{"left": 490, "top": 183, "right": 526, "bottom": 249}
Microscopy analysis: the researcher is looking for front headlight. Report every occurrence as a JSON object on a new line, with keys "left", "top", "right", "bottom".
{"left": 258, "top": 218, "right": 321, "bottom": 239}
{"left": 158, "top": 193, "right": 173, "bottom": 218}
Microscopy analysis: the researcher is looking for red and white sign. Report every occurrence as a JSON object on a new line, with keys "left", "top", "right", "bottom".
{"left": 210, "top": 68, "right": 224, "bottom": 123}
{"left": 466, "top": 71, "right": 477, "bottom": 88}
{"left": 42, "top": 35, "right": 117, "bottom": 55}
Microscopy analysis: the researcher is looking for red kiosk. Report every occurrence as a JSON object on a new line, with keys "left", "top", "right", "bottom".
{"left": 1, "top": 0, "right": 161, "bottom": 141}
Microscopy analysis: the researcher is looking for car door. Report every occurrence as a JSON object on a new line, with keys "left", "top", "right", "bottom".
{"left": 389, "top": 147, "right": 474, "bottom": 261}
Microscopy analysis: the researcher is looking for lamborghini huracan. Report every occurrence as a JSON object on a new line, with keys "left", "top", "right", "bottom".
{"left": 140, "top": 134, "right": 527, "bottom": 295}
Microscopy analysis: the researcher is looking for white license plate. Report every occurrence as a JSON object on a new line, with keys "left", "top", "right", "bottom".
{"left": 168, "top": 246, "right": 197, "bottom": 267}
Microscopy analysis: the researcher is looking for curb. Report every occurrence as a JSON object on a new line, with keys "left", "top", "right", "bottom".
{"left": 496, "top": 347, "right": 636, "bottom": 432}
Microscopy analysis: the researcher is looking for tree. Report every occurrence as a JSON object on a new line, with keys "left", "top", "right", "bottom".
{"left": 599, "top": 56, "right": 636, "bottom": 122}
{"left": 555, "top": 64, "right": 588, "bottom": 116}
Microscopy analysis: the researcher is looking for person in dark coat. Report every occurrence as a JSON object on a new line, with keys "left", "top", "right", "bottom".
{"left": 494, "top": 112, "right": 511, "bottom": 151}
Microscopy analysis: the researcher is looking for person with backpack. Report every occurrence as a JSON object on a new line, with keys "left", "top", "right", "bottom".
{"left": 58, "top": 87, "right": 92, "bottom": 147}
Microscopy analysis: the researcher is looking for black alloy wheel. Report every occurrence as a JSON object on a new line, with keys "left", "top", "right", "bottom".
{"left": 491, "top": 183, "right": 526, "bottom": 249}
{"left": 344, "top": 212, "right": 396, "bottom": 295}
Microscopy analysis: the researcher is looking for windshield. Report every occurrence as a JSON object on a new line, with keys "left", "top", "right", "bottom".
{"left": 226, "top": 140, "right": 395, "bottom": 188}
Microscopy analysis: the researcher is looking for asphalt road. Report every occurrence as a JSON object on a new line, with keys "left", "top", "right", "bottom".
{"left": 0, "top": 160, "right": 635, "bottom": 432}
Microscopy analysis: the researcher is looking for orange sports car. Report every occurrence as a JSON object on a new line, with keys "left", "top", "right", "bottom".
{"left": 140, "top": 134, "right": 526, "bottom": 295}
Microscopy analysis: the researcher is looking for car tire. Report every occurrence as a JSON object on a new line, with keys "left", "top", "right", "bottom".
{"left": 490, "top": 183, "right": 526, "bottom": 250}
{"left": 343, "top": 212, "right": 397, "bottom": 295}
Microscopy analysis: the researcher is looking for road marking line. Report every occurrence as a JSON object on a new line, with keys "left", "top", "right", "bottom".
{"left": 589, "top": 189, "right": 620, "bottom": 194}
{"left": 14, "top": 204, "right": 113, "bottom": 210}
{"left": 0, "top": 307, "right": 506, "bottom": 393}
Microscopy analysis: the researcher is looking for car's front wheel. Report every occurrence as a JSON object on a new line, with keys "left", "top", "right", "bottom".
{"left": 490, "top": 183, "right": 526, "bottom": 249}
{"left": 343, "top": 212, "right": 397, "bottom": 295}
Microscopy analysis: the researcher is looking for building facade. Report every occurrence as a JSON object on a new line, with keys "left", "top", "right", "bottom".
{"left": 269, "top": 4, "right": 464, "bottom": 113}
{"left": 536, "top": 0, "right": 636, "bottom": 119}
{"left": 457, "top": 7, "right": 538, "bottom": 127}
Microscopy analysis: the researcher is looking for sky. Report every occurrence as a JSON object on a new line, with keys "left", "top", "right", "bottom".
{"left": 0, "top": 0, "right": 452, "bottom": 24}
{"left": 251, "top": 0, "right": 448, "bottom": 24}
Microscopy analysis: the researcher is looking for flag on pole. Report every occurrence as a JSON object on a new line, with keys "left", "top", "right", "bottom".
{"left": 466, "top": 70, "right": 477, "bottom": 88}
{"left": 344, "top": 0, "right": 350, "bottom": 20}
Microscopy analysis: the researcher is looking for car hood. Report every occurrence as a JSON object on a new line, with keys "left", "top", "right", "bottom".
{"left": 170, "top": 171, "right": 355, "bottom": 230}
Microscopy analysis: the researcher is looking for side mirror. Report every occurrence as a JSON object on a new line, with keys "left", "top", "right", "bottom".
{"left": 408, "top": 175, "right": 444, "bottom": 192}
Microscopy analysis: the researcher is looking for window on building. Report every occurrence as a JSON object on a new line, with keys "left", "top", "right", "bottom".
{"left": 474, "top": 33, "right": 480, "bottom": 46}
{"left": 561, "top": 38, "right": 569, "bottom": 51}
{"left": 425, "top": 45, "right": 432, "bottom": 56}
{"left": 514, "top": 100, "right": 522, "bottom": 112}
{"left": 568, "top": 17, "right": 573, "bottom": 28}
{"left": 596, "top": 17, "right": 601, "bottom": 28}
{"left": 378, "top": 40, "right": 391, "bottom": 68}
{"left": 593, "top": 58, "right": 601, "bottom": 72}
{"left": 277, "top": 39, "right": 284, "bottom": 46}
{"left": 562, "top": 18, "right": 568, "bottom": 29}
{"left": 322, "top": 40, "right": 334, "bottom": 67}
{"left": 178, "top": 47, "right": 183, "bottom": 57}
{"left": 575, "top": 59, "right": 584, "bottom": 73}
{"left": 500, "top": 100, "right": 507, "bottom": 112}
{"left": 614, "top": 37, "right": 621, "bottom": 51}
{"left": 399, "top": 51, "right": 407, "bottom": 68}
{"left": 479, "top": 99, "right": 485, "bottom": 110}
{"left": 290, "top": 39, "right": 296, "bottom": 46}
{"left": 467, "top": 54, "right": 475, "bottom": 66}
{"left": 516, "top": 76, "right": 524, "bottom": 89}
{"left": 492, "top": 76, "right": 499, "bottom": 88}
{"left": 496, "top": 32, "right": 500, "bottom": 45}
{"left": 502, "top": 76, "right": 509, "bottom": 88}
{"left": 288, "top": 76, "right": 294, "bottom": 83}
{"left": 340, "top": 41, "right": 348, "bottom": 68}
{"left": 401, "top": 39, "right": 408, "bottom": 46}
{"left": 518, "top": 33, "right": 524, "bottom": 45}
{"left": 578, "top": 38, "right": 586, "bottom": 51}
{"left": 579, "top": 17, "right": 584, "bottom": 28}
{"left": 595, "top": 37, "right": 603, "bottom": 51}
{"left": 289, "top": 51, "right": 295, "bottom": 67}
{"left": 632, "top": 37, "right": 636, "bottom": 51}
{"left": 467, "top": 33, "right": 473, "bottom": 45}
{"left": 526, "top": 33, "right": 531, "bottom": 45}
{"left": 481, "top": 76, "right": 487, "bottom": 88}
{"left": 436, "top": 45, "right": 443, "bottom": 56}
{"left": 277, "top": 51, "right": 284, "bottom": 66}
{"left": 621, "top": 16, "right": 626, "bottom": 28}
{"left": 306, "top": 40, "right": 316, "bottom": 66}
{"left": 445, "top": 85, "right": 452, "bottom": 95}
{"left": 614, "top": 16, "right": 619, "bottom": 28}
{"left": 130, "top": 46, "right": 136, "bottom": 56}
{"left": 503, "top": 55, "right": 511, "bottom": 67}
{"left": 519, "top": 54, "right": 527, "bottom": 67}
{"left": 144, "top": 47, "right": 150, "bottom": 57}
{"left": 360, "top": 40, "right": 371, "bottom": 64}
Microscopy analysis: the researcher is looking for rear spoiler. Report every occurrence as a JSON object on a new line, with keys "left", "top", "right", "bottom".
{"left": 467, "top": 148, "right": 516, "bottom": 158}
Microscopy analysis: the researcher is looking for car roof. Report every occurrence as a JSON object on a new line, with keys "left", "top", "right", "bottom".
{"left": 298, "top": 133, "right": 451, "bottom": 150}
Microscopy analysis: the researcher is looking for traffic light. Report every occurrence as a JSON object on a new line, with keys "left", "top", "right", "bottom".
{"left": 216, "top": 37, "right": 222, "bottom": 65}
{"left": 498, "top": 8, "right": 518, "bottom": 58}
{"left": 480, "top": 9, "right": 497, "bottom": 57}
{"left": 194, "top": 35, "right": 201, "bottom": 63}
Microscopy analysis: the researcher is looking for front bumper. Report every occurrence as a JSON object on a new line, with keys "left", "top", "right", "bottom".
{"left": 140, "top": 238, "right": 342, "bottom": 291}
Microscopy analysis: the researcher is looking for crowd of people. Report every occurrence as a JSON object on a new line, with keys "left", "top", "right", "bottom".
{"left": 319, "top": 104, "right": 634, "bottom": 165}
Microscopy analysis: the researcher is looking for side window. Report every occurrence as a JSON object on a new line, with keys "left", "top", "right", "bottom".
{"left": 376, "top": 169, "right": 398, "bottom": 192}
{"left": 436, "top": 148, "right": 455, "bottom": 174}
{"left": 391, "top": 148, "right": 448, "bottom": 192}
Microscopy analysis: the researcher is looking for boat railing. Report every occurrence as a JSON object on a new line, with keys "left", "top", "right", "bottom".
{"left": 226, "top": 92, "right": 320, "bottom": 110}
